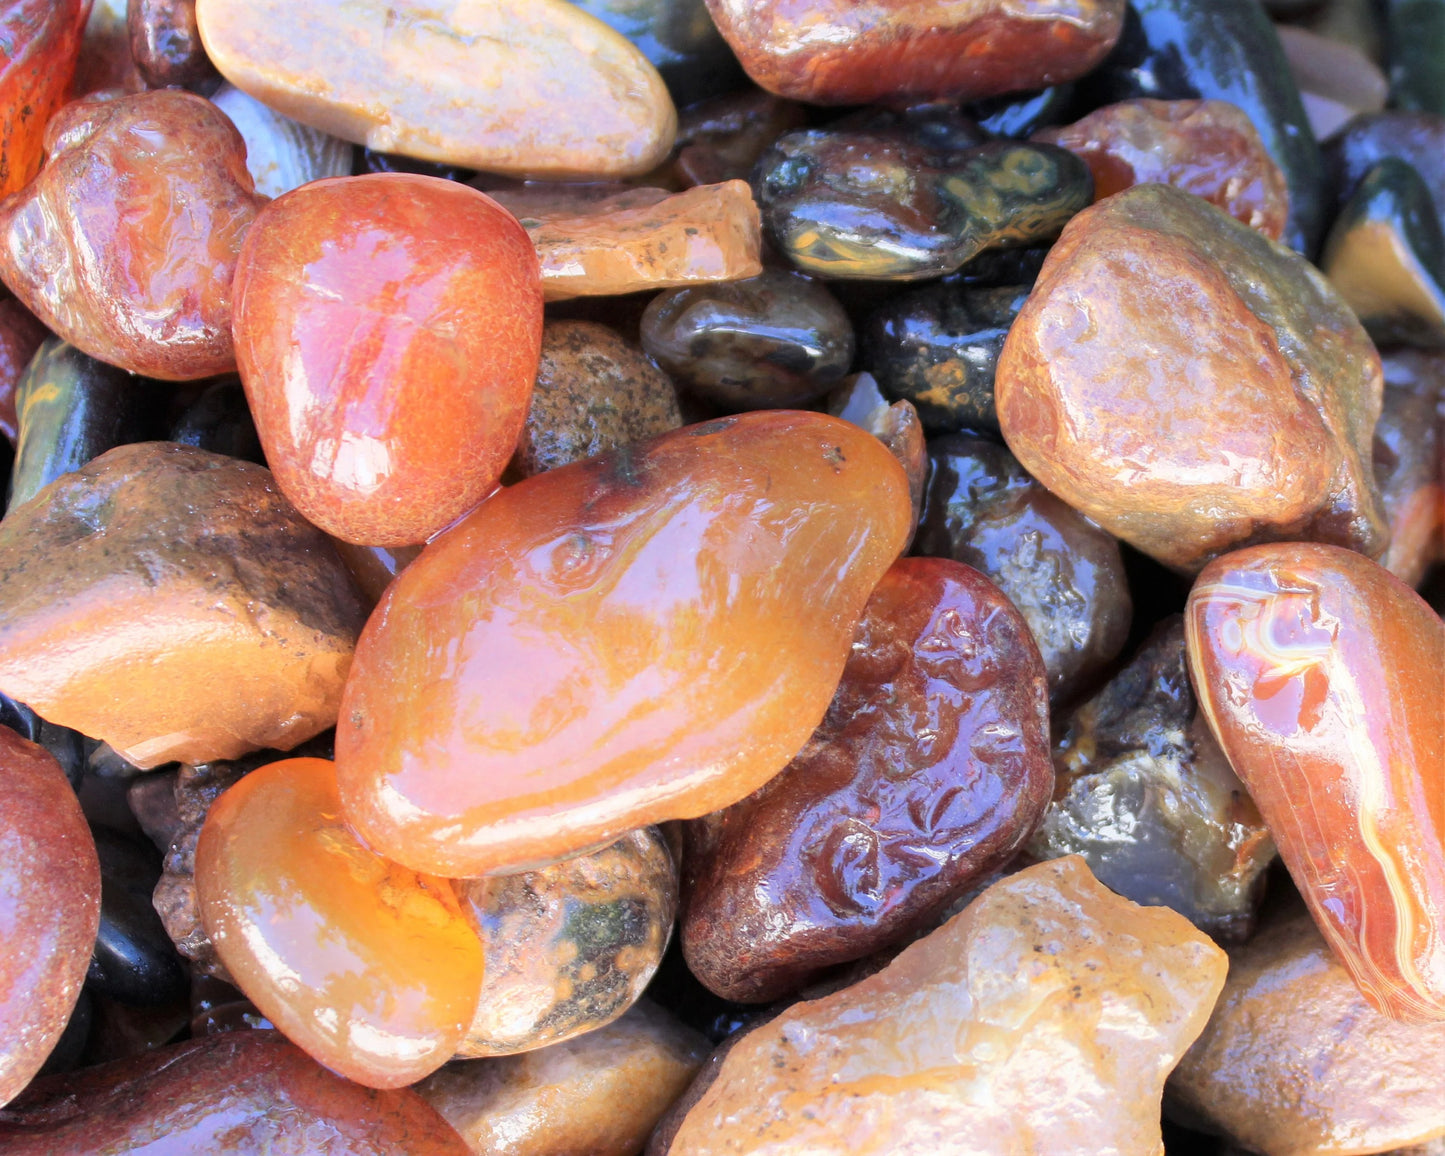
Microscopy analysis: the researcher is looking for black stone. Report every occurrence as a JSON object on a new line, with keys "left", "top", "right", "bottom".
{"left": 88, "top": 827, "right": 189, "bottom": 1007}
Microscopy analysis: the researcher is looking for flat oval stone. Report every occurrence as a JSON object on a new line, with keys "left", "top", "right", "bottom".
{"left": 210, "top": 84, "right": 352, "bottom": 199}
{"left": 682, "top": 556, "right": 1052, "bottom": 1003}
{"left": 668, "top": 856, "right": 1226, "bottom": 1155}
{"left": 1028, "top": 618, "right": 1275, "bottom": 940}
{"left": 233, "top": 174, "right": 542, "bottom": 546}
{"left": 129, "top": 0, "right": 219, "bottom": 92}
{"left": 0, "top": 443, "right": 367, "bottom": 768}
{"left": 1188, "top": 543, "right": 1445, "bottom": 1021}
{"left": 197, "top": 758, "right": 485, "bottom": 1089}
{"left": 996, "top": 183, "right": 1389, "bottom": 574}
{"left": 491, "top": 181, "right": 762, "bottom": 302}
{"left": 1035, "top": 98, "right": 1290, "bottom": 241}
{"left": 0, "top": 1031, "right": 472, "bottom": 1154}
{"left": 1170, "top": 911, "right": 1445, "bottom": 1156}
{"left": 640, "top": 271, "right": 854, "bottom": 410}
{"left": 703, "top": 0, "right": 1125, "bottom": 106}
{"left": 0, "top": 295, "right": 46, "bottom": 446}
{"left": 335, "top": 412, "right": 912, "bottom": 879}
{"left": 0, "top": 727, "right": 99, "bottom": 1107}
{"left": 0, "top": 90, "right": 263, "bottom": 381}
{"left": 195, "top": 0, "right": 677, "bottom": 178}
{"left": 1376, "top": 350, "right": 1445, "bottom": 586}
{"left": 0, "top": 1, "right": 87, "bottom": 199}
{"left": 454, "top": 828, "right": 675, "bottom": 1057}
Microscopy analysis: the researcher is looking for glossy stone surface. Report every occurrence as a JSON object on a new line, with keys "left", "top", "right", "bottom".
{"left": 7, "top": 339, "right": 157, "bottom": 512}
{"left": 422, "top": 1002, "right": 708, "bottom": 1156}
{"left": 1028, "top": 618, "right": 1275, "bottom": 940}
{"left": 671, "top": 91, "right": 807, "bottom": 188}
{"left": 570, "top": 0, "right": 743, "bottom": 105}
{"left": 915, "top": 433, "right": 1132, "bottom": 704}
{"left": 0, "top": 696, "right": 85, "bottom": 789}
{"left": 1326, "top": 111, "right": 1445, "bottom": 241}
{"left": 1321, "top": 158, "right": 1445, "bottom": 347}
{"left": 668, "top": 856, "right": 1226, "bottom": 1155}
{"left": 1035, "top": 98, "right": 1290, "bottom": 241}
{"left": 0, "top": 90, "right": 262, "bottom": 381}
{"left": 1188, "top": 543, "right": 1445, "bottom": 1021}
{"left": 862, "top": 284, "right": 1026, "bottom": 432}
{"left": 755, "top": 130, "right": 1091, "bottom": 281}
{"left": 682, "top": 556, "right": 1052, "bottom": 1003}
{"left": 825, "top": 374, "right": 927, "bottom": 549}
{"left": 196, "top": 0, "right": 676, "bottom": 179}
{"left": 210, "top": 83, "right": 353, "bottom": 200}
{"left": 491, "top": 181, "right": 761, "bottom": 302}
{"left": 1376, "top": 350, "right": 1445, "bottom": 586}
{"left": 703, "top": 0, "right": 1125, "bottom": 106}
{"left": 197, "top": 758, "right": 485, "bottom": 1089}
{"left": 89, "top": 827, "right": 187, "bottom": 1007}
{"left": 233, "top": 174, "right": 542, "bottom": 546}
{"left": 336, "top": 412, "right": 912, "bottom": 879}
{"left": 517, "top": 321, "right": 682, "bottom": 479}
{"left": 0, "top": 727, "right": 99, "bottom": 1107}
{"left": 1079, "top": 0, "right": 1325, "bottom": 253}
{"left": 0, "top": 1031, "right": 472, "bottom": 1154}
{"left": 0, "top": 295, "right": 45, "bottom": 446}
{"left": 0, "top": 443, "right": 366, "bottom": 768}
{"left": 641, "top": 272, "right": 854, "bottom": 410}
{"left": 128, "top": 0, "right": 218, "bottom": 92}
{"left": 996, "top": 183, "right": 1388, "bottom": 574}
{"left": 0, "top": 1, "right": 86, "bottom": 199}
{"left": 1170, "top": 911, "right": 1445, "bottom": 1156}
{"left": 168, "top": 377, "right": 263, "bottom": 464}
{"left": 454, "top": 829, "right": 675, "bottom": 1057}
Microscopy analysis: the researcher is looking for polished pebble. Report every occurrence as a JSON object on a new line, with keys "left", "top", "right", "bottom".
{"left": 210, "top": 83, "right": 353, "bottom": 199}
{"left": 1376, "top": 350, "right": 1445, "bottom": 586}
{"left": 0, "top": 1, "right": 87, "bottom": 199}
{"left": 128, "top": 0, "right": 219, "bottom": 92}
{"left": 88, "top": 827, "right": 188, "bottom": 1008}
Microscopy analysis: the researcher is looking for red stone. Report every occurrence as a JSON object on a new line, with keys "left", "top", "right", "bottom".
{"left": 0, "top": 1, "right": 87, "bottom": 199}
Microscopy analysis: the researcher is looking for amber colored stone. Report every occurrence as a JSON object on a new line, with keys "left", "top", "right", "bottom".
{"left": 491, "top": 182, "right": 762, "bottom": 302}
{"left": 703, "top": 0, "right": 1125, "bottom": 107}
{"left": 336, "top": 412, "right": 912, "bottom": 879}
{"left": 0, "top": 1, "right": 86, "bottom": 198}
{"left": 0, "top": 443, "right": 367, "bottom": 768}
{"left": 1187, "top": 543, "right": 1445, "bottom": 1021}
{"left": 0, "top": 294, "right": 46, "bottom": 445}
{"left": 0, "top": 1031, "right": 472, "bottom": 1154}
{"left": 233, "top": 174, "right": 542, "bottom": 546}
{"left": 197, "top": 758, "right": 485, "bottom": 1089}
{"left": 1170, "top": 911, "right": 1445, "bottom": 1156}
{"left": 0, "top": 727, "right": 99, "bottom": 1107}
{"left": 1034, "top": 99, "right": 1290, "bottom": 241}
{"left": 129, "top": 0, "right": 219, "bottom": 92}
{"left": 1377, "top": 350, "right": 1445, "bottom": 586}
{"left": 668, "top": 856, "right": 1225, "bottom": 1155}
{"left": 0, "top": 90, "right": 263, "bottom": 381}
{"left": 455, "top": 828, "right": 676, "bottom": 1057}
{"left": 422, "top": 1002, "right": 707, "bottom": 1156}
{"left": 195, "top": 0, "right": 676, "bottom": 179}
{"left": 996, "top": 183, "right": 1389, "bottom": 574}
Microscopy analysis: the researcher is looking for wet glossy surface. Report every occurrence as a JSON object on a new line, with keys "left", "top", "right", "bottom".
{"left": 167, "top": 378, "right": 264, "bottom": 464}
{"left": 336, "top": 412, "right": 912, "bottom": 879}
{"left": 0, "top": 90, "right": 263, "bottom": 381}
{"left": 826, "top": 375, "right": 927, "bottom": 550}
{"left": 997, "top": 183, "right": 1388, "bottom": 574}
{"left": 196, "top": 0, "right": 677, "bottom": 178}
{"left": 0, "top": 295, "right": 45, "bottom": 446}
{"left": 0, "top": 1, "right": 86, "bottom": 199}
{"left": 0, "top": 443, "right": 366, "bottom": 768}
{"left": 1187, "top": 543, "right": 1445, "bottom": 1021}
{"left": 210, "top": 84, "right": 353, "bottom": 200}
{"left": 0, "top": 1030, "right": 473, "bottom": 1153}
{"left": 703, "top": 0, "right": 1125, "bottom": 106}
{"left": 196, "top": 758, "right": 485, "bottom": 1089}
{"left": 671, "top": 90, "right": 807, "bottom": 188}
{"left": 1326, "top": 111, "right": 1445, "bottom": 241}
{"left": 570, "top": 0, "right": 744, "bottom": 105}
{"left": 233, "top": 174, "right": 541, "bottom": 546}
{"left": 128, "top": 0, "right": 218, "bottom": 92}
{"left": 668, "top": 856, "right": 1226, "bottom": 1155}
{"left": 1375, "top": 350, "right": 1445, "bottom": 586}
{"left": 682, "top": 556, "right": 1052, "bottom": 1003}
{"left": 88, "top": 827, "right": 187, "bottom": 1007}
{"left": 0, "top": 727, "right": 99, "bottom": 1107}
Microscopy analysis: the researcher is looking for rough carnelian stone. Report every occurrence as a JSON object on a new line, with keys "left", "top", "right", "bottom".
{"left": 0, "top": 1, "right": 86, "bottom": 199}
{"left": 196, "top": 758, "right": 485, "bottom": 1089}
{"left": 1187, "top": 543, "right": 1445, "bottom": 1022}
{"left": 336, "top": 412, "right": 913, "bottom": 878}
{"left": 233, "top": 174, "right": 542, "bottom": 547}
{"left": 0, "top": 726, "right": 99, "bottom": 1107}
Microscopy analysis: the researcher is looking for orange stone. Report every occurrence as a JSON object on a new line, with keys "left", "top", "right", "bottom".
{"left": 335, "top": 412, "right": 913, "bottom": 878}
{"left": 196, "top": 758, "right": 485, "bottom": 1089}
{"left": 0, "top": 1, "right": 87, "bottom": 199}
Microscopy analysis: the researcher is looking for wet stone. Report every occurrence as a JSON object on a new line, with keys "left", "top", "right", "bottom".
{"left": 671, "top": 90, "right": 807, "bottom": 189}
{"left": 71, "top": 0, "right": 145, "bottom": 99}
{"left": 210, "top": 84, "right": 353, "bottom": 200}
{"left": 167, "top": 378, "right": 264, "bottom": 464}
{"left": 0, "top": 695, "right": 87, "bottom": 789}
{"left": 0, "top": 295, "right": 46, "bottom": 447}
{"left": 915, "top": 432, "right": 1132, "bottom": 705}
{"left": 1375, "top": 350, "right": 1445, "bottom": 586}
{"left": 570, "top": 0, "right": 745, "bottom": 105}
{"left": 968, "top": 84, "right": 1077, "bottom": 140}
{"left": 125, "top": 771, "right": 182, "bottom": 857}
{"left": 0, "top": 1, "right": 87, "bottom": 200}
{"left": 642, "top": 271, "right": 855, "bottom": 410}
{"left": 88, "top": 827, "right": 188, "bottom": 1008}
{"left": 825, "top": 374, "right": 927, "bottom": 550}
{"left": 128, "top": 0, "right": 219, "bottom": 92}
{"left": 1326, "top": 111, "right": 1445, "bottom": 241}
{"left": 1028, "top": 618, "right": 1276, "bottom": 941}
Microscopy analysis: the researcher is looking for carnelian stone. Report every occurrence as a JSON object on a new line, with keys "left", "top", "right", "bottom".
{"left": 336, "top": 412, "right": 913, "bottom": 878}
{"left": 1187, "top": 543, "right": 1445, "bottom": 1022}
{"left": 232, "top": 174, "right": 543, "bottom": 546}
{"left": 195, "top": 758, "right": 485, "bottom": 1088}
{"left": 0, "top": 1, "right": 86, "bottom": 199}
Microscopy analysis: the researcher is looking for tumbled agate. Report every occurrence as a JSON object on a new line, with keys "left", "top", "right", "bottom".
{"left": 0, "top": 1, "right": 87, "bottom": 199}
{"left": 336, "top": 412, "right": 912, "bottom": 878}
{"left": 196, "top": 758, "right": 485, "bottom": 1088}
{"left": 1187, "top": 543, "right": 1445, "bottom": 1022}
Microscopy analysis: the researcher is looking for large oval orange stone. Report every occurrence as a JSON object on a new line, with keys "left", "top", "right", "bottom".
{"left": 335, "top": 412, "right": 913, "bottom": 878}
{"left": 232, "top": 173, "right": 543, "bottom": 546}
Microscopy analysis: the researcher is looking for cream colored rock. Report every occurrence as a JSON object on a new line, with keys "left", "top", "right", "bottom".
{"left": 195, "top": 0, "right": 677, "bottom": 179}
{"left": 210, "top": 84, "right": 352, "bottom": 199}
{"left": 667, "top": 855, "right": 1227, "bottom": 1156}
